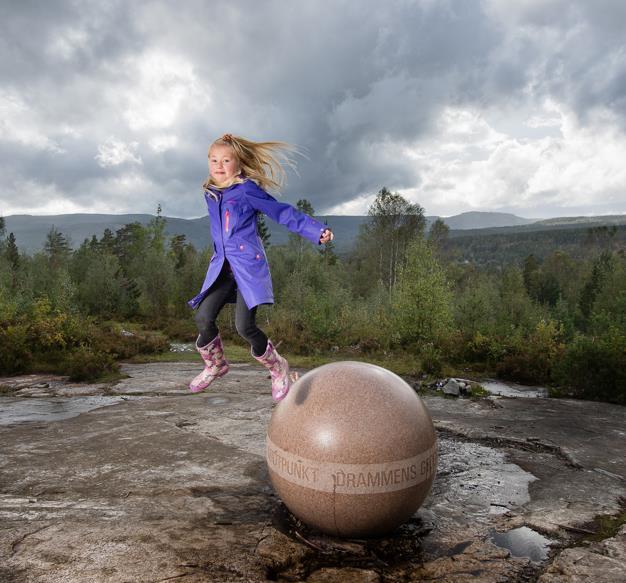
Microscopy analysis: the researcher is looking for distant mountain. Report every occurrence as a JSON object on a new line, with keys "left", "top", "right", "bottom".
{"left": 533, "top": 215, "right": 626, "bottom": 227}
{"left": 3, "top": 211, "right": 624, "bottom": 254}
{"left": 448, "top": 214, "right": 626, "bottom": 239}
{"left": 437, "top": 211, "right": 535, "bottom": 230}
{"left": 1, "top": 213, "right": 369, "bottom": 254}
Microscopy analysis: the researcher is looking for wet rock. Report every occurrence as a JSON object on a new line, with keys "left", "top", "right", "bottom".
{"left": 256, "top": 528, "right": 312, "bottom": 577}
{"left": 307, "top": 567, "right": 380, "bottom": 582}
{"left": 1, "top": 362, "right": 625, "bottom": 582}
{"left": 413, "top": 539, "right": 527, "bottom": 582}
{"left": 538, "top": 525, "right": 626, "bottom": 582}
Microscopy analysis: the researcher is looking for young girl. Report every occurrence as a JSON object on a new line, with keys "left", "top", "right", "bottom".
{"left": 188, "top": 134, "right": 334, "bottom": 402}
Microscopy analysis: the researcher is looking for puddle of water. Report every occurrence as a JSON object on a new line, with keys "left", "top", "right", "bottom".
{"left": 481, "top": 380, "right": 548, "bottom": 399}
{"left": 206, "top": 396, "right": 230, "bottom": 405}
{"left": 0, "top": 396, "right": 129, "bottom": 426}
{"left": 489, "top": 526, "right": 551, "bottom": 562}
{"left": 170, "top": 342, "right": 195, "bottom": 353}
{"left": 429, "top": 438, "right": 537, "bottom": 520}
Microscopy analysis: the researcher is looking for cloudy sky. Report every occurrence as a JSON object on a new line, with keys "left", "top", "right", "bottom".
{"left": 1, "top": 0, "right": 625, "bottom": 220}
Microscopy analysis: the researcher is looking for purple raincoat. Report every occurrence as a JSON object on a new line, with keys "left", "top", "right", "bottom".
{"left": 188, "top": 179, "right": 327, "bottom": 310}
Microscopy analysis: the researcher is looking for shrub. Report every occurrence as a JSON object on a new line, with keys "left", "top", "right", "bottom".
{"left": 418, "top": 342, "right": 444, "bottom": 376}
{"left": 496, "top": 319, "right": 565, "bottom": 384}
{"left": 91, "top": 325, "right": 169, "bottom": 359}
{"left": 65, "top": 347, "right": 119, "bottom": 381}
{"left": 0, "top": 323, "right": 31, "bottom": 374}
{"left": 160, "top": 317, "right": 198, "bottom": 341}
{"left": 392, "top": 240, "right": 454, "bottom": 346}
{"left": 553, "top": 329, "right": 626, "bottom": 404}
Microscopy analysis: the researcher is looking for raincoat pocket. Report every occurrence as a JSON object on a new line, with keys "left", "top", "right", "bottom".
{"left": 222, "top": 200, "right": 239, "bottom": 236}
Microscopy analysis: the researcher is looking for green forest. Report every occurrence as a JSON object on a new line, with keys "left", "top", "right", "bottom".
{"left": 1, "top": 189, "right": 624, "bottom": 404}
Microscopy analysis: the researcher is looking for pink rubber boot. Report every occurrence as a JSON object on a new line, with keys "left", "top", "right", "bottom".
{"left": 189, "top": 335, "right": 229, "bottom": 393}
{"left": 253, "top": 339, "right": 291, "bottom": 402}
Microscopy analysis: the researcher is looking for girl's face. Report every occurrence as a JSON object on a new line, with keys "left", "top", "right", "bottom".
{"left": 209, "top": 144, "right": 240, "bottom": 185}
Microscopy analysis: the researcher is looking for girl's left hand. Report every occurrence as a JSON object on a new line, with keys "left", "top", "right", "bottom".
{"left": 320, "top": 229, "right": 334, "bottom": 244}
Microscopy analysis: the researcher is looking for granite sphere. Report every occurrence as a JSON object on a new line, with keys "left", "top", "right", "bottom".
{"left": 266, "top": 361, "right": 438, "bottom": 537}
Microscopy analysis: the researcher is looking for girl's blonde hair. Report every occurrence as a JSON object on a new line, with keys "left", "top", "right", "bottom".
{"left": 203, "top": 134, "right": 299, "bottom": 193}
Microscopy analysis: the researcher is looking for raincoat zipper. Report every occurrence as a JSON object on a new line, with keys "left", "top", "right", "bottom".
{"left": 225, "top": 209, "right": 230, "bottom": 232}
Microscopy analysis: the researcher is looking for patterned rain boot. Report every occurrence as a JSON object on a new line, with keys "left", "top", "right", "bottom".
{"left": 189, "top": 334, "right": 229, "bottom": 393}
{"left": 253, "top": 339, "right": 292, "bottom": 402}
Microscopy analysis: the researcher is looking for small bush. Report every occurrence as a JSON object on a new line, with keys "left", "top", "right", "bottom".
{"left": 65, "top": 347, "right": 119, "bottom": 381}
{"left": 160, "top": 317, "right": 197, "bottom": 341}
{"left": 0, "top": 323, "right": 31, "bottom": 374}
{"left": 92, "top": 326, "right": 169, "bottom": 359}
{"left": 553, "top": 330, "right": 626, "bottom": 404}
{"left": 418, "top": 342, "right": 444, "bottom": 376}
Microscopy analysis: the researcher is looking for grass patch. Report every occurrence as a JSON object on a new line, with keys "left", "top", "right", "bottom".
{"left": 126, "top": 342, "right": 424, "bottom": 376}
{"left": 469, "top": 384, "right": 490, "bottom": 398}
{"left": 583, "top": 498, "right": 626, "bottom": 543}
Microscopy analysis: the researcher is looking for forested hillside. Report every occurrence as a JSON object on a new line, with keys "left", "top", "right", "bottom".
{"left": 445, "top": 224, "right": 626, "bottom": 264}
{"left": 1, "top": 189, "right": 624, "bottom": 404}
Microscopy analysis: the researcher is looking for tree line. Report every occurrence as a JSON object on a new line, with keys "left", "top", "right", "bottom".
{"left": 0, "top": 190, "right": 624, "bottom": 403}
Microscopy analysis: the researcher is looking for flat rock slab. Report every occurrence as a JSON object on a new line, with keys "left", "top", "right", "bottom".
{"left": 1, "top": 362, "right": 625, "bottom": 582}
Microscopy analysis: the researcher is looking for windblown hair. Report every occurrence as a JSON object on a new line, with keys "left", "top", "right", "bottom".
{"left": 203, "top": 134, "right": 300, "bottom": 193}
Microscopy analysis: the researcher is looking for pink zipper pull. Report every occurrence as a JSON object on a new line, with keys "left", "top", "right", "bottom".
{"left": 225, "top": 209, "right": 230, "bottom": 232}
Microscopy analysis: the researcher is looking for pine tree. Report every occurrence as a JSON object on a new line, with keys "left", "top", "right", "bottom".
{"left": 579, "top": 251, "right": 615, "bottom": 319}
{"left": 149, "top": 204, "right": 167, "bottom": 252}
{"left": 169, "top": 234, "right": 188, "bottom": 269}
{"left": 6, "top": 233, "right": 19, "bottom": 270}
{"left": 289, "top": 199, "right": 315, "bottom": 259}
{"left": 44, "top": 226, "right": 72, "bottom": 269}
{"left": 100, "top": 228, "right": 115, "bottom": 252}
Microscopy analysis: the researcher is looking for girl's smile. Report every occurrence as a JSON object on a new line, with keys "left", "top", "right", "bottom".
{"left": 209, "top": 144, "right": 241, "bottom": 186}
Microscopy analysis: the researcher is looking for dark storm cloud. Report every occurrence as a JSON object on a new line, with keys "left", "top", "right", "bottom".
{"left": 1, "top": 0, "right": 625, "bottom": 218}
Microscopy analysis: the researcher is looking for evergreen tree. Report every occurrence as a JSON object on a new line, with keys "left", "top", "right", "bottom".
{"left": 113, "top": 222, "right": 147, "bottom": 272}
{"left": 289, "top": 199, "right": 315, "bottom": 259}
{"left": 169, "top": 234, "right": 189, "bottom": 269}
{"left": 100, "top": 228, "right": 115, "bottom": 252}
{"left": 148, "top": 204, "right": 167, "bottom": 252}
{"left": 44, "top": 226, "right": 72, "bottom": 270}
{"left": 76, "top": 252, "right": 124, "bottom": 317}
{"left": 584, "top": 225, "right": 618, "bottom": 252}
{"left": 6, "top": 233, "right": 19, "bottom": 271}
{"left": 119, "top": 276, "right": 141, "bottom": 318}
{"left": 522, "top": 254, "right": 540, "bottom": 297}
{"left": 579, "top": 251, "right": 615, "bottom": 320}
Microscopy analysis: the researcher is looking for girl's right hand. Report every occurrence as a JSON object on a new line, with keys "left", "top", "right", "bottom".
{"left": 320, "top": 229, "right": 334, "bottom": 244}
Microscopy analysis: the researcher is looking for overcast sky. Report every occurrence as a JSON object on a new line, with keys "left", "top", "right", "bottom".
{"left": 1, "top": 0, "right": 625, "bottom": 219}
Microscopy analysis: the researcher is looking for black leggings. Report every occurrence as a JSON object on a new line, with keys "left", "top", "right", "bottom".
{"left": 194, "top": 262, "right": 268, "bottom": 357}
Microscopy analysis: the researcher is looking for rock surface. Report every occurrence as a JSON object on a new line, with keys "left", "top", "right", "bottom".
{"left": 538, "top": 525, "right": 626, "bottom": 582}
{"left": 442, "top": 378, "right": 461, "bottom": 396}
{"left": 1, "top": 362, "right": 625, "bottom": 582}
